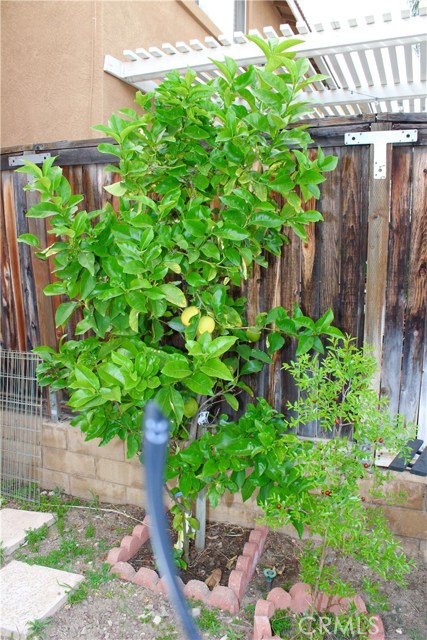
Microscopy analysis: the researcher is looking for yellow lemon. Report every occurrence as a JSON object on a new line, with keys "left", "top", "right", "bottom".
{"left": 183, "top": 398, "right": 198, "bottom": 418}
{"left": 197, "top": 316, "right": 215, "bottom": 336}
{"left": 181, "top": 306, "right": 200, "bottom": 326}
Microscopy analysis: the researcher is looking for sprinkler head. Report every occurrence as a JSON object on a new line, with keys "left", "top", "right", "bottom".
{"left": 263, "top": 567, "right": 277, "bottom": 590}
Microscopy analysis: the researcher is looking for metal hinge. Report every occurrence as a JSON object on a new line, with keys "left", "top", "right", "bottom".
{"left": 344, "top": 130, "right": 418, "bottom": 179}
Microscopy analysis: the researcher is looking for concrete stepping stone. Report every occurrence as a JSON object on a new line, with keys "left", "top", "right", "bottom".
{"left": 0, "top": 560, "right": 84, "bottom": 638}
{"left": 0, "top": 508, "right": 54, "bottom": 555}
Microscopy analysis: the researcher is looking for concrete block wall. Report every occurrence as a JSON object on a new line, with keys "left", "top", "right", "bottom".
{"left": 41, "top": 420, "right": 145, "bottom": 507}
{"left": 41, "top": 420, "right": 427, "bottom": 560}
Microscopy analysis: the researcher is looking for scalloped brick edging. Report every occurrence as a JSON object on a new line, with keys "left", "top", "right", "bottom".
{"left": 106, "top": 515, "right": 269, "bottom": 614}
{"left": 253, "top": 583, "right": 384, "bottom": 640}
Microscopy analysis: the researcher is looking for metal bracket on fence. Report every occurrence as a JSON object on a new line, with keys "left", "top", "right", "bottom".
{"left": 8, "top": 152, "right": 51, "bottom": 167}
{"left": 49, "top": 389, "right": 58, "bottom": 421}
{"left": 344, "top": 130, "right": 418, "bottom": 179}
{"left": 8, "top": 152, "right": 52, "bottom": 184}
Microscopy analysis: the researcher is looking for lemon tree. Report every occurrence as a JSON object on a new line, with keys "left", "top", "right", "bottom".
{"left": 19, "top": 37, "right": 341, "bottom": 551}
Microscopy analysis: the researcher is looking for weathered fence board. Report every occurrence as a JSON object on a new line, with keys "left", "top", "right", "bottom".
{"left": 380, "top": 146, "right": 413, "bottom": 416}
{"left": 2, "top": 173, "right": 26, "bottom": 351}
{"left": 1, "top": 116, "right": 426, "bottom": 441}
{"left": 398, "top": 145, "right": 427, "bottom": 425}
{"left": 365, "top": 123, "right": 393, "bottom": 394}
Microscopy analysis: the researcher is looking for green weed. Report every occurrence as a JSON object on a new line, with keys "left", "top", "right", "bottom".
{"left": 65, "top": 563, "right": 113, "bottom": 604}
{"left": 25, "top": 523, "right": 50, "bottom": 548}
{"left": 196, "top": 605, "right": 223, "bottom": 633}
{"left": 242, "top": 603, "right": 255, "bottom": 618}
{"left": 67, "top": 581, "right": 88, "bottom": 605}
{"left": 157, "top": 623, "right": 178, "bottom": 639}
{"left": 26, "top": 617, "right": 52, "bottom": 639}
{"left": 270, "top": 609, "right": 293, "bottom": 637}
{"left": 84, "top": 523, "right": 96, "bottom": 539}
{"left": 24, "top": 534, "right": 95, "bottom": 570}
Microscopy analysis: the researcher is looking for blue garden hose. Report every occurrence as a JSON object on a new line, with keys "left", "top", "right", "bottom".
{"left": 142, "top": 400, "right": 202, "bottom": 640}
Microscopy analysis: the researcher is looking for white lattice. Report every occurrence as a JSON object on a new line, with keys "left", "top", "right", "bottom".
{"left": 104, "top": 6, "right": 427, "bottom": 116}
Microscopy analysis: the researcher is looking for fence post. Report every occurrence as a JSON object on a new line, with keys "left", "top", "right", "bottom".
{"left": 364, "top": 123, "right": 393, "bottom": 395}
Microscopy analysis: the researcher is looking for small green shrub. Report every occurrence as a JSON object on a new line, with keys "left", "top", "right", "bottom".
{"left": 261, "top": 337, "right": 416, "bottom": 616}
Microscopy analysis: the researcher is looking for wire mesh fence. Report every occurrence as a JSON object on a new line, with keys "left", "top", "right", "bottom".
{"left": 0, "top": 350, "right": 42, "bottom": 503}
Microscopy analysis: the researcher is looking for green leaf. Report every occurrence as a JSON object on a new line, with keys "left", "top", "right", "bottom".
{"left": 185, "top": 125, "right": 210, "bottom": 140}
{"left": 251, "top": 212, "right": 284, "bottom": 228}
{"left": 193, "top": 174, "right": 210, "bottom": 190}
{"left": 129, "top": 308, "right": 139, "bottom": 332}
{"left": 184, "top": 372, "right": 214, "bottom": 395}
{"left": 55, "top": 301, "right": 78, "bottom": 327}
{"left": 15, "top": 160, "right": 43, "bottom": 178}
{"left": 200, "top": 358, "right": 234, "bottom": 381}
{"left": 159, "top": 283, "right": 187, "bottom": 308}
{"left": 201, "top": 243, "right": 220, "bottom": 260}
{"left": 104, "top": 182, "right": 127, "bottom": 196}
{"left": 217, "top": 224, "right": 249, "bottom": 241}
{"left": 126, "top": 291, "right": 147, "bottom": 313}
{"left": 126, "top": 433, "right": 140, "bottom": 459}
{"left": 78, "top": 252, "right": 95, "bottom": 276}
{"left": 315, "top": 309, "right": 334, "bottom": 333}
{"left": 80, "top": 272, "right": 96, "bottom": 299}
{"left": 186, "top": 272, "right": 208, "bottom": 287}
{"left": 270, "top": 172, "right": 293, "bottom": 195}
{"left": 182, "top": 219, "right": 207, "bottom": 237}
{"left": 74, "top": 364, "right": 100, "bottom": 391}
{"left": 298, "top": 210, "right": 323, "bottom": 223}
{"left": 296, "top": 334, "right": 315, "bottom": 355}
{"left": 202, "top": 458, "right": 218, "bottom": 477}
{"left": 224, "top": 393, "right": 239, "bottom": 411}
{"left": 206, "top": 336, "right": 238, "bottom": 358}
{"left": 275, "top": 38, "right": 305, "bottom": 53}
{"left": 26, "top": 202, "right": 61, "bottom": 218}
{"left": 43, "top": 281, "right": 67, "bottom": 296}
{"left": 144, "top": 287, "right": 166, "bottom": 300}
{"left": 18, "top": 233, "right": 40, "bottom": 248}
{"left": 75, "top": 317, "right": 94, "bottom": 335}
{"left": 162, "top": 360, "right": 192, "bottom": 379}
{"left": 299, "top": 170, "right": 326, "bottom": 185}
{"left": 267, "top": 332, "right": 285, "bottom": 354}
{"left": 246, "top": 33, "right": 271, "bottom": 58}
{"left": 224, "top": 141, "right": 245, "bottom": 164}
{"left": 324, "top": 326, "right": 345, "bottom": 339}
{"left": 293, "top": 520, "right": 304, "bottom": 538}
{"left": 241, "top": 477, "right": 256, "bottom": 502}
{"left": 319, "top": 155, "right": 338, "bottom": 172}
{"left": 97, "top": 142, "right": 121, "bottom": 158}
{"left": 69, "top": 389, "right": 100, "bottom": 409}
{"left": 240, "top": 359, "right": 264, "bottom": 375}
{"left": 98, "top": 362, "right": 126, "bottom": 387}
{"left": 188, "top": 517, "right": 200, "bottom": 530}
{"left": 251, "top": 349, "right": 273, "bottom": 364}
{"left": 154, "top": 386, "right": 184, "bottom": 424}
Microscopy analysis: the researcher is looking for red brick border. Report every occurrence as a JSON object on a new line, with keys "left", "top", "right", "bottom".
{"left": 253, "top": 584, "right": 384, "bottom": 640}
{"left": 106, "top": 516, "right": 269, "bottom": 614}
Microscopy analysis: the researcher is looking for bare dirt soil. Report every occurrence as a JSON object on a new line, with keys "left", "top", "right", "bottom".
{"left": 129, "top": 518, "right": 251, "bottom": 587}
{"left": 3, "top": 493, "right": 426, "bottom": 640}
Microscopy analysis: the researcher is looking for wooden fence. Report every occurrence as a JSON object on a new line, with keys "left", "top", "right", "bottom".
{"left": 1, "top": 115, "right": 426, "bottom": 439}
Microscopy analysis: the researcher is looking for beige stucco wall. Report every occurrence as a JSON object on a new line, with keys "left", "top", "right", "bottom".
{"left": 247, "top": 0, "right": 283, "bottom": 32}
{"left": 1, "top": 0, "right": 284, "bottom": 148}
